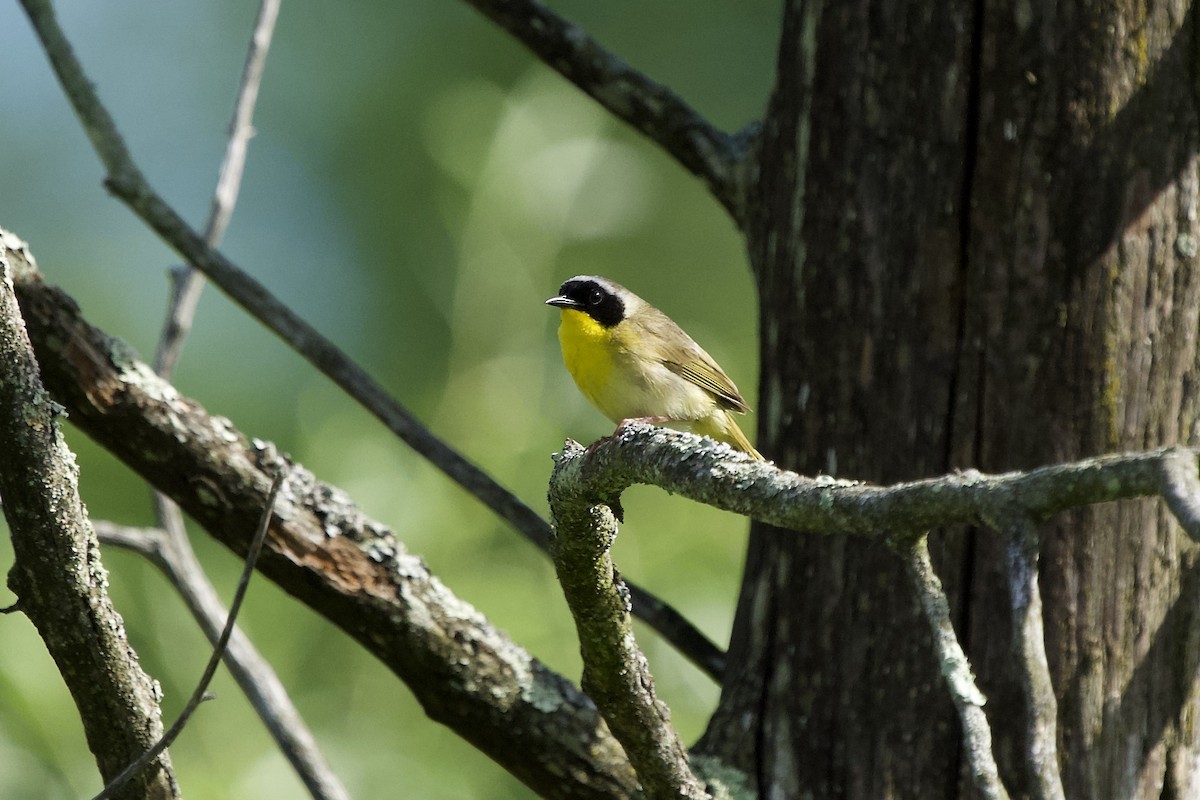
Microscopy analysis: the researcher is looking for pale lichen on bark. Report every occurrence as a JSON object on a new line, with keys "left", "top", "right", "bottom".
{"left": 0, "top": 235, "right": 179, "bottom": 799}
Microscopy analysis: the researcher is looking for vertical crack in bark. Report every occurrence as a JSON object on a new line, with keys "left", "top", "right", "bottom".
{"left": 944, "top": 0, "right": 986, "bottom": 469}
{"left": 945, "top": 0, "right": 989, "bottom": 795}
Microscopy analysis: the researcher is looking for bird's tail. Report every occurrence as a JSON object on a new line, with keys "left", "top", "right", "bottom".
{"left": 705, "top": 411, "right": 763, "bottom": 460}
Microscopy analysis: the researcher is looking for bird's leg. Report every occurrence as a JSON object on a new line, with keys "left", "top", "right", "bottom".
{"left": 583, "top": 417, "right": 674, "bottom": 460}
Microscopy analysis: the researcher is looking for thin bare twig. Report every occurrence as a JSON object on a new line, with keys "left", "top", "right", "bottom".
{"left": 93, "top": 471, "right": 285, "bottom": 800}
{"left": 459, "top": 0, "right": 751, "bottom": 223}
{"left": 997, "top": 517, "right": 1066, "bottom": 800}
{"left": 154, "top": 0, "right": 280, "bottom": 376}
{"left": 16, "top": 0, "right": 537, "bottom": 543}
{"left": 901, "top": 535, "right": 1010, "bottom": 800}
{"left": 130, "top": 3, "right": 350, "bottom": 796}
{"left": 96, "top": 519, "right": 351, "bottom": 800}
{"left": 14, "top": 0, "right": 723, "bottom": 679}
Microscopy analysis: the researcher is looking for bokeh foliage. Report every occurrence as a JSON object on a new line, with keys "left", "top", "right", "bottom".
{"left": 0, "top": 1, "right": 777, "bottom": 796}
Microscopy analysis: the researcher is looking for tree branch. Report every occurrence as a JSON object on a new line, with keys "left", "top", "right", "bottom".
{"left": 131, "top": 4, "right": 350, "bottom": 795}
{"left": 997, "top": 517, "right": 1066, "bottom": 800}
{"left": 0, "top": 234, "right": 178, "bottom": 799}
{"left": 900, "top": 536, "right": 1010, "bottom": 800}
{"left": 547, "top": 424, "right": 1200, "bottom": 796}
{"left": 94, "top": 472, "right": 282, "bottom": 800}
{"left": 96, "top": 519, "right": 350, "bottom": 800}
{"left": 459, "top": 0, "right": 752, "bottom": 224}
{"left": 1160, "top": 446, "right": 1200, "bottom": 541}
{"left": 154, "top": 0, "right": 280, "bottom": 376}
{"left": 15, "top": 0, "right": 540, "bottom": 559}
{"left": 5, "top": 235, "right": 638, "bottom": 800}
{"left": 550, "top": 443, "right": 711, "bottom": 800}
{"left": 13, "top": 1, "right": 724, "bottom": 679}
{"left": 547, "top": 423, "right": 1197, "bottom": 540}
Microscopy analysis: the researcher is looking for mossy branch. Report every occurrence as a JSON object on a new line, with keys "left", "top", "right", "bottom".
{"left": 548, "top": 423, "right": 1200, "bottom": 798}
{"left": 550, "top": 423, "right": 1198, "bottom": 541}
{"left": 550, "top": 441, "right": 712, "bottom": 800}
{"left": 901, "top": 536, "right": 1009, "bottom": 800}
{"left": 0, "top": 236, "right": 178, "bottom": 799}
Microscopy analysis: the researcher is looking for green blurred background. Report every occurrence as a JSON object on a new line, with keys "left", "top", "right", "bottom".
{"left": 0, "top": 1, "right": 777, "bottom": 796}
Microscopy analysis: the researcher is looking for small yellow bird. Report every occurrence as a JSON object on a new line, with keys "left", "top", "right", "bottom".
{"left": 546, "top": 275, "right": 762, "bottom": 459}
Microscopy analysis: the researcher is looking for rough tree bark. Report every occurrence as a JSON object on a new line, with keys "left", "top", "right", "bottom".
{"left": 13, "top": 0, "right": 1200, "bottom": 796}
{"left": 699, "top": 1, "right": 1199, "bottom": 799}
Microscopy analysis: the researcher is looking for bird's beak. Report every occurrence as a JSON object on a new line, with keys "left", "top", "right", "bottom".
{"left": 545, "top": 295, "right": 581, "bottom": 310}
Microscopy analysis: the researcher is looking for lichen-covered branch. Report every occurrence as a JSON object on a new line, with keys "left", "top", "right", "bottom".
{"left": 901, "top": 536, "right": 1010, "bottom": 800}
{"left": 0, "top": 236, "right": 178, "bottom": 800}
{"left": 4, "top": 236, "right": 637, "bottom": 800}
{"left": 1160, "top": 447, "right": 1200, "bottom": 541}
{"left": 549, "top": 422, "right": 1200, "bottom": 798}
{"left": 550, "top": 442, "right": 711, "bottom": 800}
{"left": 549, "top": 423, "right": 1198, "bottom": 540}
{"left": 998, "top": 517, "right": 1066, "bottom": 800}
{"left": 459, "top": 0, "right": 752, "bottom": 223}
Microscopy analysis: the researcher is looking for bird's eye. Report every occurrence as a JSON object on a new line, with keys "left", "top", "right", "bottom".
{"left": 588, "top": 289, "right": 604, "bottom": 306}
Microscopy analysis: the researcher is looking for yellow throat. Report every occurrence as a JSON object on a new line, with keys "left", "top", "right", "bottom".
{"left": 556, "top": 308, "right": 620, "bottom": 419}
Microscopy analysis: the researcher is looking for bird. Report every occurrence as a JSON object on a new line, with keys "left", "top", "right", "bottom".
{"left": 545, "top": 275, "right": 762, "bottom": 459}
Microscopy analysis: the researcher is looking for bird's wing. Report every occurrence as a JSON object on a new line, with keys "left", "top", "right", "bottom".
{"left": 666, "top": 358, "right": 751, "bottom": 413}
{"left": 629, "top": 306, "right": 752, "bottom": 414}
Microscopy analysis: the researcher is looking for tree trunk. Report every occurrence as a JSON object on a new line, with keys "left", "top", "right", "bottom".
{"left": 699, "top": 1, "right": 1200, "bottom": 798}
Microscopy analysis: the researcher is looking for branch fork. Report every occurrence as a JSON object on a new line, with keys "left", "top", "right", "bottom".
{"left": 550, "top": 424, "right": 1200, "bottom": 800}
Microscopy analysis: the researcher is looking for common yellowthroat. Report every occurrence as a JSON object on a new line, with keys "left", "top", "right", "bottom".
{"left": 546, "top": 275, "right": 762, "bottom": 459}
